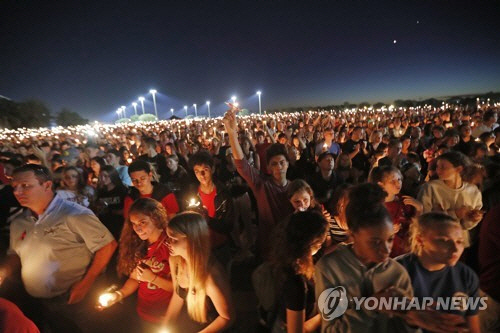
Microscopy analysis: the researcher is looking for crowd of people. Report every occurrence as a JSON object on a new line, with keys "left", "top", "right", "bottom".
{"left": 0, "top": 103, "right": 499, "bottom": 333}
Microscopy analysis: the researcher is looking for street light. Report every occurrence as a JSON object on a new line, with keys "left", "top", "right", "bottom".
{"left": 121, "top": 106, "right": 126, "bottom": 118}
{"left": 149, "top": 89, "right": 158, "bottom": 119}
{"left": 231, "top": 96, "right": 236, "bottom": 104}
{"left": 170, "top": 108, "right": 174, "bottom": 115}
{"left": 132, "top": 102, "right": 138, "bottom": 116}
{"left": 184, "top": 105, "right": 188, "bottom": 117}
{"left": 256, "top": 91, "right": 262, "bottom": 115}
{"left": 193, "top": 104, "right": 197, "bottom": 117}
{"left": 138, "top": 97, "right": 145, "bottom": 114}
{"left": 206, "top": 101, "right": 211, "bottom": 118}
{"left": 116, "top": 109, "right": 121, "bottom": 120}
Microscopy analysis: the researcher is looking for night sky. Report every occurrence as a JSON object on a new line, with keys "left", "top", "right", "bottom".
{"left": 2, "top": 1, "right": 500, "bottom": 122}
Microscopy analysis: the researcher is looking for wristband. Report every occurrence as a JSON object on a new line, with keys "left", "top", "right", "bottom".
{"left": 115, "top": 290, "right": 124, "bottom": 302}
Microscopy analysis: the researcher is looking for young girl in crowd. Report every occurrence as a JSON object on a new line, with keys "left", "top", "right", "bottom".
{"left": 418, "top": 151, "right": 483, "bottom": 247}
{"left": 94, "top": 165, "right": 128, "bottom": 240}
{"left": 369, "top": 166, "right": 423, "bottom": 257}
{"left": 270, "top": 211, "right": 328, "bottom": 333}
{"left": 89, "top": 156, "right": 106, "bottom": 187}
{"left": 397, "top": 212, "right": 481, "bottom": 333}
{"left": 315, "top": 183, "right": 417, "bottom": 332}
{"left": 56, "top": 166, "right": 95, "bottom": 207}
{"left": 163, "top": 212, "right": 234, "bottom": 332}
{"left": 287, "top": 179, "right": 320, "bottom": 213}
{"left": 322, "top": 184, "right": 351, "bottom": 253}
{"left": 98, "top": 198, "right": 173, "bottom": 331}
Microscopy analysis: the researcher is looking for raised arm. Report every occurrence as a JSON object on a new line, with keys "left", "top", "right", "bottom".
{"left": 222, "top": 108, "right": 244, "bottom": 160}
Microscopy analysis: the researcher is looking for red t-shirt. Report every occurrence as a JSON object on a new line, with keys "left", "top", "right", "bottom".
{"left": 198, "top": 187, "right": 228, "bottom": 248}
{"left": 385, "top": 195, "right": 415, "bottom": 257}
{"left": 124, "top": 192, "right": 179, "bottom": 219}
{"left": 136, "top": 233, "right": 173, "bottom": 323}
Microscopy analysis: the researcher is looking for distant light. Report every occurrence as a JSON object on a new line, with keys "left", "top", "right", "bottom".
{"left": 116, "top": 110, "right": 121, "bottom": 115}
{"left": 393, "top": 40, "right": 397, "bottom": 44}
{"left": 256, "top": 91, "right": 261, "bottom": 95}
{"left": 120, "top": 106, "right": 126, "bottom": 109}
{"left": 206, "top": 101, "right": 210, "bottom": 105}
{"left": 138, "top": 96, "right": 145, "bottom": 102}
{"left": 132, "top": 102, "right": 137, "bottom": 107}
{"left": 193, "top": 104, "right": 197, "bottom": 107}
{"left": 149, "top": 89, "right": 157, "bottom": 94}
{"left": 184, "top": 105, "right": 187, "bottom": 109}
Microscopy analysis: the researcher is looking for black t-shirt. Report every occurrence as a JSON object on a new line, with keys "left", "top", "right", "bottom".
{"left": 342, "top": 139, "right": 369, "bottom": 172}
{"left": 95, "top": 186, "right": 128, "bottom": 239}
{"left": 278, "top": 269, "right": 316, "bottom": 323}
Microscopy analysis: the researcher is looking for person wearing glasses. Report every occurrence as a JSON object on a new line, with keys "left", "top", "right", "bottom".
{"left": 0, "top": 164, "right": 117, "bottom": 332}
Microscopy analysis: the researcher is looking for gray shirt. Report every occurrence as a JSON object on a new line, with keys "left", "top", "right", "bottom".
{"left": 8, "top": 194, "right": 114, "bottom": 298}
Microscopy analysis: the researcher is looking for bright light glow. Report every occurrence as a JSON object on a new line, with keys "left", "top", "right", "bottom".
{"left": 193, "top": 104, "right": 197, "bottom": 107}
{"left": 138, "top": 97, "right": 145, "bottom": 102}
{"left": 116, "top": 110, "right": 121, "bottom": 115}
{"left": 98, "top": 293, "right": 117, "bottom": 307}
{"left": 121, "top": 105, "right": 126, "bottom": 109}
{"left": 231, "top": 96, "right": 236, "bottom": 103}
{"left": 206, "top": 101, "right": 210, "bottom": 105}
{"left": 184, "top": 105, "right": 187, "bottom": 109}
{"left": 158, "top": 329, "right": 170, "bottom": 333}
{"left": 149, "top": 89, "right": 157, "bottom": 94}
{"left": 188, "top": 198, "right": 200, "bottom": 208}
{"left": 132, "top": 102, "right": 137, "bottom": 107}
{"left": 256, "top": 91, "right": 261, "bottom": 95}
{"left": 234, "top": 102, "right": 239, "bottom": 108}
{"left": 170, "top": 108, "right": 174, "bottom": 113}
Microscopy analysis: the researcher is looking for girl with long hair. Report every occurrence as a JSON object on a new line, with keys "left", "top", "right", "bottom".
{"left": 94, "top": 165, "right": 128, "bottom": 240}
{"left": 56, "top": 166, "right": 95, "bottom": 207}
{"left": 369, "top": 166, "right": 423, "bottom": 257}
{"left": 163, "top": 212, "right": 234, "bottom": 332}
{"left": 270, "top": 211, "right": 328, "bottom": 333}
{"left": 97, "top": 198, "right": 173, "bottom": 330}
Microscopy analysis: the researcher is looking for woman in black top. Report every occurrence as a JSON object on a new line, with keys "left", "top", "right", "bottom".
{"left": 270, "top": 211, "right": 328, "bottom": 333}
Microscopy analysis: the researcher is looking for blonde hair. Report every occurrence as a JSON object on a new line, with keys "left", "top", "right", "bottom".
{"left": 410, "top": 212, "right": 460, "bottom": 255}
{"left": 168, "top": 212, "right": 211, "bottom": 323}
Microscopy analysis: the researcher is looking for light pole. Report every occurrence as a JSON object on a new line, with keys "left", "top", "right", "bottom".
{"left": 121, "top": 106, "right": 126, "bottom": 118}
{"left": 170, "top": 108, "right": 174, "bottom": 116}
{"left": 184, "top": 105, "right": 188, "bottom": 117}
{"left": 138, "top": 97, "right": 145, "bottom": 114}
{"left": 231, "top": 95, "right": 236, "bottom": 105}
{"left": 149, "top": 89, "right": 158, "bottom": 119}
{"left": 193, "top": 104, "right": 197, "bottom": 117}
{"left": 132, "top": 102, "right": 138, "bottom": 116}
{"left": 206, "top": 101, "right": 210, "bottom": 118}
{"left": 116, "top": 109, "right": 121, "bottom": 120}
{"left": 257, "top": 91, "right": 262, "bottom": 115}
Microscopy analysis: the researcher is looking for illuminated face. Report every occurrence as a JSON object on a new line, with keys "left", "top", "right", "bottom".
{"left": 290, "top": 189, "right": 311, "bottom": 212}
{"left": 166, "top": 158, "right": 178, "bottom": 171}
{"left": 12, "top": 171, "right": 52, "bottom": 210}
{"left": 436, "top": 159, "right": 460, "bottom": 182}
{"left": 419, "top": 224, "right": 464, "bottom": 266}
{"left": 167, "top": 227, "right": 188, "bottom": 258}
{"left": 129, "top": 212, "right": 162, "bottom": 243}
{"left": 193, "top": 164, "right": 213, "bottom": 187}
{"left": 267, "top": 155, "right": 288, "bottom": 181}
{"left": 379, "top": 171, "right": 402, "bottom": 197}
{"left": 130, "top": 170, "right": 153, "bottom": 194}
{"left": 90, "top": 160, "right": 101, "bottom": 174}
{"left": 351, "top": 219, "right": 395, "bottom": 264}
{"left": 63, "top": 169, "right": 80, "bottom": 190}
{"left": 310, "top": 234, "right": 327, "bottom": 256}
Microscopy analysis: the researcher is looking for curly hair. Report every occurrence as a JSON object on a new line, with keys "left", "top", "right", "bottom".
{"left": 117, "top": 198, "right": 168, "bottom": 276}
{"left": 272, "top": 211, "right": 328, "bottom": 281}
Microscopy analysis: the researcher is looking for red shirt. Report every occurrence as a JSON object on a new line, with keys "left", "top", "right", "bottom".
{"left": 124, "top": 192, "right": 179, "bottom": 219}
{"left": 198, "top": 187, "right": 228, "bottom": 248}
{"left": 136, "top": 233, "right": 172, "bottom": 323}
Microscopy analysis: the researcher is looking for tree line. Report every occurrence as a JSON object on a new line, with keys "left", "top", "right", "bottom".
{"left": 0, "top": 98, "right": 88, "bottom": 129}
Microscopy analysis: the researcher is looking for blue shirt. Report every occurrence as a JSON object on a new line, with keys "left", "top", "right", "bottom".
{"left": 397, "top": 253, "right": 480, "bottom": 317}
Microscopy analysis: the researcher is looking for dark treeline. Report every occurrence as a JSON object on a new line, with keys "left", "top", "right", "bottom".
{"left": 0, "top": 98, "right": 88, "bottom": 128}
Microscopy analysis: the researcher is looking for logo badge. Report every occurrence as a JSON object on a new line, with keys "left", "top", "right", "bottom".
{"left": 318, "top": 286, "right": 349, "bottom": 320}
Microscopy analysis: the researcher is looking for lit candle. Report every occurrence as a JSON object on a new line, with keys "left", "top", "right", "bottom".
{"left": 98, "top": 292, "right": 117, "bottom": 308}
{"left": 188, "top": 198, "right": 200, "bottom": 208}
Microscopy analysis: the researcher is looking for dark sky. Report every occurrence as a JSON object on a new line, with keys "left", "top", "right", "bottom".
{"left": 1, "top": 1, "right": 500, "bottom": 122}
